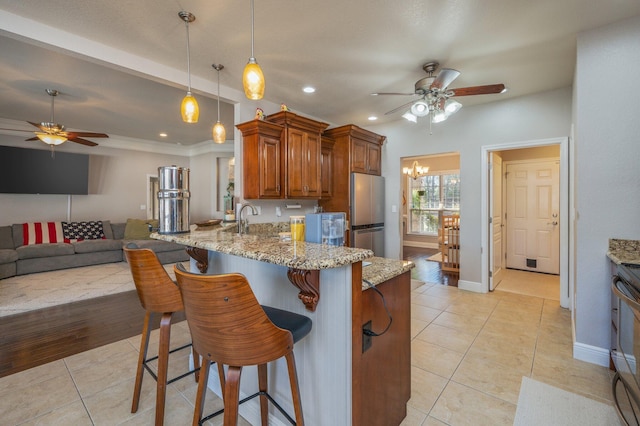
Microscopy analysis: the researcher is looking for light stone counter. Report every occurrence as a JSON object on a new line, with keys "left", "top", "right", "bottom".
{"left": 607, "top": 238, "right": 640, "bottom": 265}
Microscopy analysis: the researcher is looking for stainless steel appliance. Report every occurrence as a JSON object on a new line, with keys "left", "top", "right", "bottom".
{"left": 158, "top": 166, "right": 190, "bottom": 234}
{"left": 611, "top": 262, "right": 640, "bottom": 425}
{"left": 350, "top": 173, "right": 385, "bottom": 256}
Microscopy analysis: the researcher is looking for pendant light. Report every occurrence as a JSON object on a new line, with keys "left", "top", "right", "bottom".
{"left": 179, "top": 11, "right": 199, "bottom": 123}
{"left": 243, "top": 0, "right": 265, "bottom": 100}
{"left": 211, "top": 64, "right": 226, "bottom": 144}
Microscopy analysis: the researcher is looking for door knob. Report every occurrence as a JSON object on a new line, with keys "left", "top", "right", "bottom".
{"left": 547, "top": 221, "right": 558, "bottom": 226}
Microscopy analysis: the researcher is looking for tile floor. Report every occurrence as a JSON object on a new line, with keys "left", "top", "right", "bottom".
{"left": 0, "top": 267, "right": 616, "bottom": 425}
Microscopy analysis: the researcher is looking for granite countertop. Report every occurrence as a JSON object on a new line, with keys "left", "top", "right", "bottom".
{"left": 362, "top": 257, "right": 415, "bottom": 289}
{"left": 152, "top": 224, "right": 373, "bottom": 270}
{"left": 607, "top": 238, "right": 640, "bottom": 265}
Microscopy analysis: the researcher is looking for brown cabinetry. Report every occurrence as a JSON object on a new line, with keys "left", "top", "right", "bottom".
{"left": 236, "top": 120, "right": 284, "bottom": 199}
{"left": 320, "top": 136, "right": 335, "bottom": 199}
{"left": 238, "top": 111, "right": 328, "bottom": 200}
{"left": 351, "top": 136, "right": 382, "bottom": 175}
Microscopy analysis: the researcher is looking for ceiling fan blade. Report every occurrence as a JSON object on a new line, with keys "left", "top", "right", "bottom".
{"left": 430, "top": 68, "right": 461, "bottom": 91}
{"left": 27, "top": 121, "right": 46, "bottom": 131}
{"left": 68, "top": 136, "right": 99, "bottom": 146}
{"left": 450, "top": 84, "right": 505, "bottom": 96}
{"left": 384, "top": 99, "right": 419, "bottom": 115}
{"left": 25, "top": 137, "right": 39, "bottom": 141}
{"left": 371, "top": 92, "right": 417, "bottom": 96}
{"left": 0, "top": 127, "right": 34, "bottom": 133}
{"left": 66, "top": 131, "right": 109, "bottom": 138}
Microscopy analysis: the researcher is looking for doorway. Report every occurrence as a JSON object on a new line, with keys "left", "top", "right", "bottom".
{"left": 481, "top": 137, "right": 570, "bottom": 309}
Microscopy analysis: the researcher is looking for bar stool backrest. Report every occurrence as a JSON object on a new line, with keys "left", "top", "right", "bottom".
{"left": 174, "top": 267, "right": 294, "bottom": 366}
{"left": 124, "top": 247, "right": 184, "bottom": 313}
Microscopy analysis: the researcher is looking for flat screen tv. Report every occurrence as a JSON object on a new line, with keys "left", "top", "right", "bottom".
{"left": 0, "top": 145, "right": 89, "bottom": 195}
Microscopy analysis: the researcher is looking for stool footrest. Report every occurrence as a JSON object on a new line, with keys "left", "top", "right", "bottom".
{"left": 142, "top": 342, "right": 200, "bottom": 384}
{"left": 200, "top": 390, "right": 296, "bottom": 425}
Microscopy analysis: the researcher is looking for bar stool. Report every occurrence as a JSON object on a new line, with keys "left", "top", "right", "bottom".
{"left": 174, "top": 264, "right": 312, "bottom": 426}
{"left": 124, "top": 247, "right": 201, "bottom": 426}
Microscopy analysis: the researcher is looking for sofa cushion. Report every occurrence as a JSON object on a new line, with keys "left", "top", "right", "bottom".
{"left": 73, "top": 239, "right": 123, "bottom": 254}
{"left": 124, "top": 218, "right": 159, "bottom": 240}
{"left": 111, "top": 223, "right": 126, "bottom": 240}
{"left": 102, "top": 220, "right": 114, "bottom": 240}
{"left": 16, "top": 243, "right": 75, "bottom": 260}
{"left": 124, "top": 239, "right": 184, "bottom": 253}
{"left": 18, "top": 222, "right": 64, "bottom": 245}
{"left": 0, "top": 248, "right": 18, "bottom": 263}
{"left": 62, "top": 221, "right": 106, "bottom": 242}
{"left": 0, "top": 226, "right": 13, "bottom": 250}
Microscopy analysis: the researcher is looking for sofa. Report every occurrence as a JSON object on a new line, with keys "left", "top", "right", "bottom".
{"left": 0, "top": 220, "right": 189, "bottom": 279}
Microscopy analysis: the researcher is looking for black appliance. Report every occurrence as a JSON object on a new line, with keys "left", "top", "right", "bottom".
{"left": 611, "top": 262, "right": 640, "bottom": 425}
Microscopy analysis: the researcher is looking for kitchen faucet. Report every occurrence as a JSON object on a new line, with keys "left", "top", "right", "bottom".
{"left": 238, "top": 204, "right": 258, "bottom": 234}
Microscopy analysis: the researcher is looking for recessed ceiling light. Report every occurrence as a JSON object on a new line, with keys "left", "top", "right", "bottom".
{"left": 368, "top": 116, "right": 378, "bottom": 121}
{"left": 159, "top": 132, "right": 168, "bottom": 137}
{"left": 303, "top": 86, "right": 316, "bottom": 93}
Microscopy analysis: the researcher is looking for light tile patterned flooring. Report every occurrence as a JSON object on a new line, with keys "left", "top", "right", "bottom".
{"left": 0, "top": 266, "right": 616, "bottom": 425}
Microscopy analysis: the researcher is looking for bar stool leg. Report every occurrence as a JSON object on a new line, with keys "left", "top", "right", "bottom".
{"left": 224, "top": 366, "right": 243, "bottom": 426}
{"left": 155, "top": 312, "right": 173, "bottom": 425}
{"left": 285, "top": 352, "right": 305, "bottom": 426}
{"left": 192, "top": 360, "right": 211, "bottom": 426}
{"left": 258, "top": 363, "right": 268, "bottom": 426}
{"left": 132, "top": 311, "right": 153, "bottom": 413}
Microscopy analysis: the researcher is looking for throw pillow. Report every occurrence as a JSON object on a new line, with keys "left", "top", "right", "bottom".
{"left": 62, "top": 221, "right": 106, "bottom": 243}
{"left": 22, "top": 222, "right": 64, "bottom": 245}
{"left": 124, "top": 218, "right": 154, "bottom": 240}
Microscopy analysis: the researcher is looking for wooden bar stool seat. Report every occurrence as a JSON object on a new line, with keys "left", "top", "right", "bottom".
{"left": 124, "top": 247, "right": 202, "bottom": 426}
{"left": 174, "top": 264, "right": 312, "bottom": 426}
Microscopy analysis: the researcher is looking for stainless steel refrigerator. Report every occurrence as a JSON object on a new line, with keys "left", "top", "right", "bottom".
{"left": 351, "top": 173, "right": 385, "bottom": 257}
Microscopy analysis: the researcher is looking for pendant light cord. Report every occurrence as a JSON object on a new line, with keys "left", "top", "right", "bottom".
{"left": 250, "top": 0, "right": 255, "bottom": 59}
{"left": 185, "top": 19, "right": 192, "bottom": 92}
{"left": 216, "top": 67, "right": 221, "bottom": 121}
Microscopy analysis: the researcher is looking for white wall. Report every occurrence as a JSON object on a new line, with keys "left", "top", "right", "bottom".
{"left": 574, "top": 16, "right": 640, "bottom": 350}
{"left": 368, "top": 87, "right": 573, "bottom": 286}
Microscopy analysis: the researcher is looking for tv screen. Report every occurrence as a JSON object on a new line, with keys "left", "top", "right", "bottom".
{"left": 0, "top": 145, "right": 89, "bottom": 195}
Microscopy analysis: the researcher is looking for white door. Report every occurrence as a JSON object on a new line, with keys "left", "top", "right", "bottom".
{"left": 489, "top": 153, "right": 504, "bottom": 290}
{"left": 505, "top": 160, "right": 560, "bottom": 274}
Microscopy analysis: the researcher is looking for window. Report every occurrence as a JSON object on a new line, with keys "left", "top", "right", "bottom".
{"left": 408, "top": 172, "right": 460, "bottom": 235}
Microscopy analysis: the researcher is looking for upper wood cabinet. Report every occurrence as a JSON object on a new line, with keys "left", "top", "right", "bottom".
{"left": 236, "top": 120, "right": 284, "bottom": 199}
{"left": 237, "top": 111, "right": 328, "bottom": 199}
{"left": 265, "top": 111, "right": 329, "bottom": 199}
{"left": 323, "top": 124, "right": 386, "bottom": 176}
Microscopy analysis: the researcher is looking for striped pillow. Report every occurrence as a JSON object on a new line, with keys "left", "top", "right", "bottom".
{"left": 22, "top": 222, "right": 64, "bottom": 245}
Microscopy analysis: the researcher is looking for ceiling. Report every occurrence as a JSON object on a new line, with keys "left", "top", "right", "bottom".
{"left": 0, "top": 0, "right": 639, "bottom": 147}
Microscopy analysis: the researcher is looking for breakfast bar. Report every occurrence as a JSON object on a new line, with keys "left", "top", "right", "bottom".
{"left": 153, "top": 224, "right": 413, "bottom": 426}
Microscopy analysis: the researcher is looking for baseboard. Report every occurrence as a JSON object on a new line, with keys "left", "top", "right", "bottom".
{"left": 573, "top": 341, "right": 610, "bottom": 367}
{"left": 458, "top": 279, "right": 487, "bottom": 293}
{"left": 403, "top": 241, "right": 439, "bottom": 249}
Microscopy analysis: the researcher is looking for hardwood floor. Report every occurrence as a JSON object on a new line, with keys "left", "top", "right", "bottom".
{"left": 0, "top": 290, "right": 185, "bottom": 378}
{"left": 403, "top": 246, "right": 459, "bottom": 286}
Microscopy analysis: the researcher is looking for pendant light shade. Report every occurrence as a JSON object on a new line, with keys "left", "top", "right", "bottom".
{"left": 179, "top": 11, "right": 199, "bottom": 123}
{"left": 243, "top": 0, "right": 265, "bottom": 100}
{"left": 212, "top": 64, "right": 226, "bottom": 144}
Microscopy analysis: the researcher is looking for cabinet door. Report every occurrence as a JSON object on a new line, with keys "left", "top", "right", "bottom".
{"left": 321, "top": 141, "right": 334, "bottom": 198}
{"left": 366, "top": 142, "right": 381, "bottom": 175}
{"left": 259, "top": 134, "right": 282, "bottom": 198}
{"left": 351, "top": 138, "right": 368, "bottom": 173}
{"left": 286, "top": 128, "right": 321, "bottom": 198}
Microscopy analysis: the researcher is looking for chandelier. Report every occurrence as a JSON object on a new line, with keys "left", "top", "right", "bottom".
{"left": 403, "top": 161, "right": 429, "bottom": 180}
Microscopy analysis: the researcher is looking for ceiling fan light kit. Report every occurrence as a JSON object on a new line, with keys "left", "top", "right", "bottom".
{"left": 377, "top": 61, "right": 505, "bottom": 127}
{"left": 243, "top": 0, "right": 265, "bottom": 100}
{"left": 179, "top": 11, "right": 199, "bottom": 123}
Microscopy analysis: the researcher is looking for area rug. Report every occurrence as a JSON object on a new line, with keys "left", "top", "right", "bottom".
{"left": 426, "top": 252, "right": 442, "bottom": 262}
{"left": 514, "top": 377, "right": 619, "bottom": 426}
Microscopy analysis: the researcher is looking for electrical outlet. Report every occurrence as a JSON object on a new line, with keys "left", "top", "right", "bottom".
{"left": 276, "top": 206, "right": 282, "bottom": 217}
{"left": 362, "top": 320, "right": 372, "bottom": 353}
{"left": 140, "top": 204, "right": 146, "bottom": 210}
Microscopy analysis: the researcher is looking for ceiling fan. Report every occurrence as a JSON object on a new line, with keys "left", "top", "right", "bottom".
{"left": 372, "top": 61, "right": 506, "bottom": 125}
{"left": 0, "top": 89, "right": 108, "bottom": 147}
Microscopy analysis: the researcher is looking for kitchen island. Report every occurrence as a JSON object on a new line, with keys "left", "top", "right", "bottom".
{"left": 153, "top": 225, "right": 413, "bottom": 426}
